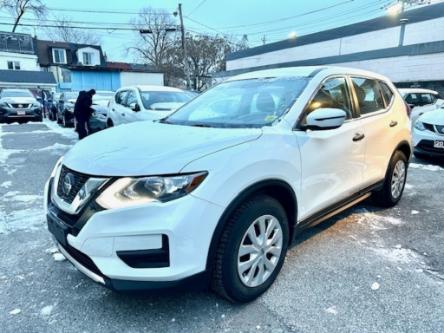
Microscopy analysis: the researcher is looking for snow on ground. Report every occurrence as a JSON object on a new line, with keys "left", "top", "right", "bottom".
{"left": 42, "top": 118, "right": 77, "bottom": 140}
{"left": 409, "top": 162, "right": 444, "bottom": 171}
{"left": 0, "top": 207, "right": 45, "bottom": 235}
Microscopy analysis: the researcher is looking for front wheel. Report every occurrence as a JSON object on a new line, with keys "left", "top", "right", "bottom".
{"left": 373, "top": 150, "right": 408, "bottom": 207}
{"left": 211, "top": 195, "right": 289, "bottom": 303}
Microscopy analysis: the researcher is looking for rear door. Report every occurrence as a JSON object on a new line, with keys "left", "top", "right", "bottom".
{"left": 294, "top": 76, "right": 366, "bottom": 218}
{"left": 349, "top": 77, "right": 398, "bottom": 187}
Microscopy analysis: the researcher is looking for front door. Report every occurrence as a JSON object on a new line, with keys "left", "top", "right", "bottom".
{"left": 293, "top": 76, "right": 366, "bottom": 219}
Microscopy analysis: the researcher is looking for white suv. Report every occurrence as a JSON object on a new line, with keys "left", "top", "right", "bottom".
{"left": 106, "top": 85, "right": 193, "bottom": 127}
{"left": 45, "top": 66, "right": 411, "bottom": 302}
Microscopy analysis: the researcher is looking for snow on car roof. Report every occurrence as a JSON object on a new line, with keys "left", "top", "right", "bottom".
{"left": 227, "top": 66, "right": 390, "bottom": 82}
{"left": 122, "top": 85, "right": 184, "bottom": 92}
{"left": 398, "top": 88, "right": 438, "bottom": 96}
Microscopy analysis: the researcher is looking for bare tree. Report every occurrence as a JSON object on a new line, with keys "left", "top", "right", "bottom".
{"left": 1, "top": 0, "right": 46, "bottom": 32}
{"left": 45, "top": 17, "right": 101, "bottom": 45}
{"left": 129, "top": 8, "right": 177, "bottom": 69}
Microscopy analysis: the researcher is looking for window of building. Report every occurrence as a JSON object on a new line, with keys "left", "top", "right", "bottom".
{"left": 82, "top": 52, "right": 93, "bottom": 65}
{"left": 351, "top": 77, "right": 385, "bottom": 115}
{"left": 7, "top": 61, "right": 20, "bottom": 70}
{"left": 61, "top": 68, "right": 71, "bottom": 83}
{"left": 52, "top": 48, "right": 67, "bottom": 64}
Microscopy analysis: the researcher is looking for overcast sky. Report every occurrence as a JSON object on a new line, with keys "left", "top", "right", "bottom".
{"left": 0, "top": 0, "right": 438, "bottom": 62}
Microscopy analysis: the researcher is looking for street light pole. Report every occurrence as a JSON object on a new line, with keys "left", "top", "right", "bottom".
{"left": 177, "top": 3, "right": 191, "bottom": 89}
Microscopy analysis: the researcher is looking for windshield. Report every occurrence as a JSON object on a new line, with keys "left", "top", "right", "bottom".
{"left": 1, "top": 90, "right": 33, "bottom": 98}
{"left": 165, "top": 77, "right": 309, "bottom": 128}
{"left": 140, "top": 91, "right": 192, "bottom": 110}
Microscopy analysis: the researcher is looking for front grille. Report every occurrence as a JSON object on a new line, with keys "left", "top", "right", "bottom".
{"left": 424, "top": 123, "right": 435, "bottom": 132}
{"left": 57, "top": 166, "right": 90, "bottom": 204}
{"left": 11, "top": 103, "right": 30, "bottom": 108}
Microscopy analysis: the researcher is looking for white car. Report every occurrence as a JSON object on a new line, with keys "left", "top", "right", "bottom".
{"left": 106, "top": 85, "right": 193, "bottom": 127}
{"left": 398, "top": 88, "right": 442, "bottom": 122}
{"left": 412, "top": 107, "right": 444, "bottom": 158}
{"left": 45, "top": 66, "right": 411, "bottom": 302}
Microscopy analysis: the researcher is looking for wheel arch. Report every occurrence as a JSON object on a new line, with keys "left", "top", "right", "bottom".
{"left": 395, "top": 140, "right": 412, "bottom": 161}
{"left": 206, "top": 179, "right": 298, "bottom": 272}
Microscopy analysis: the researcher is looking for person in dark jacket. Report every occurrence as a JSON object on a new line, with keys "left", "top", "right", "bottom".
{"left": 74, "top": 89, "right": 96, "bottom": 140}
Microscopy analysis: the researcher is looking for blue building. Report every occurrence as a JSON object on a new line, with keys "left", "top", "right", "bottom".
{"left": 35, "top": 39, "right": 163, "bottom": 92}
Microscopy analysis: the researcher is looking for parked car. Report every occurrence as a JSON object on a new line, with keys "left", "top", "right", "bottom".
{"left": 87, "top": 91, "right": 115, "bottom": 133}
{"left": 48, "top": 93, "right": 61, "bottom": 121}
{"left": 0, "top": 88, "right": 42, "bottom": 123}
{"left": 45, "top": 66, "right": 411, "bottom": 303}
{"left": 412, "top": 107, "right": 444, "bottom": 158}
{"left": 57, "top": 91, "right": 79, "bottom": 127}
{"left": 106, "top": 85, "right": 193, "bottom": 127}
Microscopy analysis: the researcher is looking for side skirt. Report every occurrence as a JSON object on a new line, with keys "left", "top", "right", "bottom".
{"left": 295, "top": 181, "right": 384, "bottom": 233}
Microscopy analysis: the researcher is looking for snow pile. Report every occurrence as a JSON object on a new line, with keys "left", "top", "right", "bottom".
{"left": 0, "top": 208, "right": 45, "bottom": 234}
{"left": 39, "top": 143, "right": 71, "bottom": 152}
{"left": 409, "top": 163, "right": 443, "bottom": 172}
{"left": 371, "top": 246, "right": 422, "bottom": 265}
{"left": 0, "top": 181, "right": 12, "bottom": 189}
{"left": 353, "top": 208, "right": 404, "bottom": 231}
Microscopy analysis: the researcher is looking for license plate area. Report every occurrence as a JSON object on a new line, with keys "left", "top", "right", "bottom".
{"left": 47, "top": 214, "right": 69, "bottom": 247}
{"left": 16, "top": 110, "right": 26, "bottom": 115}
{"left": 433, "top": 140, "right": 444, "bottom": 149}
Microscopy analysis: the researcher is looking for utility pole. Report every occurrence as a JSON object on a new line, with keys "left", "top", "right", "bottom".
{"left": 177, "top": 3, "right": 191, "bottom": 89}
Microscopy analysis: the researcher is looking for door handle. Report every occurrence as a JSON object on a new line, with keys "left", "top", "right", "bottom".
{"left": 390, "top": 120, "right": 398, "bottom": 127}
{"left": 353, "top": 133, "right": 365, "bottom": 142}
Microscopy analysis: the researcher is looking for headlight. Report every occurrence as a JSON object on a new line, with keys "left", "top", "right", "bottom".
{"left": 32, "top": 102, "right": 41, "bottom": 108}
{"left": 0, "top": 102, "right": 9, "bottom": 108}
{"left": 50, "top": 157, "right": 63, "bottom": 178}
{"left": 414, "top": 121, "right": 425, "bottom": 131}
{"left": 96, "top": 172, "right": 207, "bottom": 209}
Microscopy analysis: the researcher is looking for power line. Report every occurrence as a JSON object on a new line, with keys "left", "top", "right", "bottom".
{"left": 45, "top": 6, "right": 173, "bottom": 16}
{"left": 0, "top": 21, "right": 141, "bottom": 31}
{"left": 187, "top": 0, "right": 208, "bottom": 16}
{"left": 212, "top": 0, "right": 356, "bottom": 30}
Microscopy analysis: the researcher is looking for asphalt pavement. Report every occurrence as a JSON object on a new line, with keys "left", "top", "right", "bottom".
{"left": 0, "top": 120, "right": 443, "bottom": 333}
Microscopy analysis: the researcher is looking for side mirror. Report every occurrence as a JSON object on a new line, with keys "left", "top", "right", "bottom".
{"left": 129, "top": 102, "right": 140, "bottom": 112}
{"left": 305, "top": 108, "right": 347, "bottom": 130}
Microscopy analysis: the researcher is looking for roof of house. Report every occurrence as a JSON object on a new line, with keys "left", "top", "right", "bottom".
{"left": 0, "top": 70, "right": 56, "bottom": 85}
{"left": 226, "top": 2, "right": 444, "bottom": 61}
{"left": 106, "top": 62, "right": 163, "bottom": 73}
{"left": 35, "top": 39, "right": 105, "bottom": 66}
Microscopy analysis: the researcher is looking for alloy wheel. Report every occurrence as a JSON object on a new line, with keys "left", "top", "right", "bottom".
{"left": 391, "top": 160, "right": 406, "bottom": 199}
{"left": 237, "top": 215, "right": 283, "bottom": 288}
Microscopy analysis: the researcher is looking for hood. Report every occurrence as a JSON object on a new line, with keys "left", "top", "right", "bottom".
{"left": 1, "top": 97, "right": 36, "bottom": 104}
{"left": 148, "top": 102, "right": 185, "bottom": 111}
{"left": 62, "top": 121, "right": 262, "bottom": 176}
{"left": 419, "top": 108, "right": 444, "bottom": 126}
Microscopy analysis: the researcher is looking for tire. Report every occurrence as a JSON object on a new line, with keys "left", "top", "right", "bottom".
{"left": 107, "top": 119, "right": 114, "bottom": 128}
{"left": 211, "top": 195, "right": 289, "bottom": 303}
{"left": 373, "top": 150, "right": 408, "bottom": 207}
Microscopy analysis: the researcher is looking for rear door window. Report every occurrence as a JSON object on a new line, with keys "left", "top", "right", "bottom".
{"left": 379, "top": 82, "right": 394, "bottom": 107}
{"left": 351, "top": 77, "right": 385, "bottom": 115}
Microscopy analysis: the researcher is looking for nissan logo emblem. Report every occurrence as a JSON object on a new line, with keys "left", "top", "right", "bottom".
{"left": 18, "top": 104, "right": 23, "bottom": 108}
{"left": 62, "top": 173, "right": 75, "bottom": 195}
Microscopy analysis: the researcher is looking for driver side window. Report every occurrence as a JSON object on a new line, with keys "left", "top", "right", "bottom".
{"left": 125, "top": 90, "right": 138, "bottom": 108}
{"left": 302, "top": 77, "right": 352, "bottom": 124}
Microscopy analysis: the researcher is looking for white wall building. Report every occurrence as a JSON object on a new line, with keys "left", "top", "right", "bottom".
{"left": 0, "top": 32, "right": 40, "bottom": 71}
{"left": 120, "top": 71, "right": 164, "bottom": 86}
{"left": 223, "top": 2, "right": 444, "bottom": 94}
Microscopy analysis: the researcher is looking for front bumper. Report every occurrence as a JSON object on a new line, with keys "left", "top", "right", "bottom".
{"left": 413, "top": 128, "right": 444, "bottom": 157}
{"left": 0, "top": 107, "right": 42, "bottom": 122}
{"left": 44, "top": 177, "right": 224, "bottom": 291}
